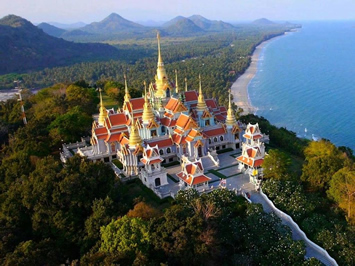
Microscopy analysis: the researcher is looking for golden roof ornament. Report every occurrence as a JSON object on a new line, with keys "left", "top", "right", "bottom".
{"left": 226, "top": 89, "right": 237, "bottom": 126}
{"left": 129, "top": 118, "right": 142, "bottom": 148}
{"left": 196, "top": 74, "right": 207, "bottom": 112}
{"left": 175, "top": 69, "right": 179, "bottom": 94}
{"left": 124, "top": 74, "right": 131, "bottom": 102}
{"left": 185, "top": 77, "right": 188, "bottom": 92}
{"left": 155, "top": 31, "right": 168, "bottom": 98}
{"left": 98, "top": 88, "right": 108, "bottom": 126}
{"left": 142, "top": 81, "right": 155, "bottom": 123}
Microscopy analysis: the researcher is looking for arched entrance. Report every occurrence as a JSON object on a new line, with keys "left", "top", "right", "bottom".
{"left": 155, "top": 178, "right": 161, "bottom": 187}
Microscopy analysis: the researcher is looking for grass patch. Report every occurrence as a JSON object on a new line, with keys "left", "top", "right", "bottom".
{"left": 230, "top": 153, "right": 242, "bottom": 158}
{"left": 207, "top": 169, "right": 228, "bottom": 179}
{"left": 216, "top": 148, "right": 233, "bottom": 154}
{"left": 162, "top": 160, "right": 180, "bottom": 167}
{"left": 167, "top": 174, "right": 179, "bottom": 183}
{"left": 112, "top": 159, "right": 123, "bottom": 169}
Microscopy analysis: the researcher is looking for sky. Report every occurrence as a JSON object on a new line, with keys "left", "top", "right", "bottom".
{"left": 0, "top": 0, "right": 354, "bottom": 24}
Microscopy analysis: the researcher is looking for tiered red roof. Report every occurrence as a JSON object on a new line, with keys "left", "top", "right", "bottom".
{"left": 184, "top": 91, "right": 198, "bottom": 102}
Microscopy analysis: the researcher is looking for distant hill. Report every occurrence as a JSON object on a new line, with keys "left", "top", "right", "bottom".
{"left": 81, "top": 13, "right": 145, "bottom": 34}
{"left": 188, "top": 15, "right": 235, "bottom": 31}
{"left": 164, "top": 17, "right": 204, "bottom": 36}
{"left": 37, "top": 22, "right": 66, "bottom": 37}
{"left": 252, "top": 18, "right": 276, "bottom": 25}
{"left": 0, "top": 15, "right": 120, "bottom": 75}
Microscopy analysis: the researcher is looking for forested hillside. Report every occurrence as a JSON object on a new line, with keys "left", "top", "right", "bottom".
{"left": 0, "top": 25, "right": 292, "bottom": 107}
{"left": 0, "top": 15, "right": 121, "bottom": 75}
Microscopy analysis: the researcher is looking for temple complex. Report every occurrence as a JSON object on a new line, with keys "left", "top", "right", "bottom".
{"left": 62, "top": 32, "right": 266, "bottom": 195}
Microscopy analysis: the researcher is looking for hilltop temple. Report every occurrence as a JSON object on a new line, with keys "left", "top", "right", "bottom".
{"left": 62, "top": 32, "right": 266, "bottom": 194}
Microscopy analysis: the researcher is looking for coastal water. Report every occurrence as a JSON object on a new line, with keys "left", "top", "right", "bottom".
{"left": 249, "top": 21, "right": 355, "bottom": 151}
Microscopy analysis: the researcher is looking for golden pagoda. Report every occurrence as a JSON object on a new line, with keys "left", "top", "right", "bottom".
{"left": 226, "top": 89, "right": 237, "bottom": 126}
{"left": 98, "top": 88, "right": 108, "bottom": 126}
{"left": 124, "top": 74, "right": 131, "bottom": 102}
{"left": 196, "top": 75, "right": 207, "bottom": 112}
{"left": 142, "top": 81, "right": 156, "bottom": 123}
{"left": 129, "top": 118, "right": 142, "bottom": 148}
{"left": 154, "top": 31, "right": 169, "bottom": 98}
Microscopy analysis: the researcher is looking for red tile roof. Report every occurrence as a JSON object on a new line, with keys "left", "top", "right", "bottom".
{"left": 94, "top": 127, "right": 108, "bottom": 135}
{"left": 147, "top": 138, "right": 173, "bottom": 148}
{"left": 244, "top": 134, "right": 263, "bottom": 140}
{"left": 205, "top": 99, "right": 218, "bottom": 109}
{"left": 140, "top": 158, "right": 163, "bottom": 164}
{"left": 176, "top": 172, "right": 210, "bottom": 186}
{"left": 203, "top": 126, "right": 226, "bottom": 137}
{"left": 184, "top": 91, "right": 198, "bottom": 102}
{"left": 108, "top": 113, "right": 128, "bottom": 127}
{"left": 236, "top": 156, "right": 264, "bottom": 167}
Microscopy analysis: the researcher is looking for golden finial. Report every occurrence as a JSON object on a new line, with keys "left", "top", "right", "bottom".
{"left": 226, "top": 89, "right": 237, "bottom": 126}
{"left": 128, "top": 102, "right": 142, "bottom": 148}
{"left": 157, "top": 31, "right": 162, "bottom": 65}
{"left": 185, "top": 77, "right": 188, "bottom": 92}
{"left": 98, "top": 88, "right": 107, "bottom": 126}
{"left": 142, "top": 81, "right": 155, "bottom": 123}
{"left": 196, "top": 74, "right": 207, "bottom": 112}
{"left": 175, "top": 69, "right": 179, "bottom": 94}
{"left": 124, "top": 74, "right": 131, "bottom": 102}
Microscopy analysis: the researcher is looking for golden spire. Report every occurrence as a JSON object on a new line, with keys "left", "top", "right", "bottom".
{"left": 226, "top": 89, "right": 237, "bottom": 126}
{"left": 98, "top": 88, "right": 107, "bottom": 126}
{"left": 196, "top": 74, "right": 207, "bottom": 112}
{"left": 157, "top": 31, "right": 163, "bottom": 66}
{"left": 142, "top": 81, "right": 155, "bottom": 123}
{"left": 155, "top": 31, "right": 168, "bottom": 98}
{"left": 124, "top": 74, "right": 131, "bottom": 102}
{"left": 185, "top": 77, "right": 188, "bottom": 92}
{"left": 175, "top": 69, "right": 179, "bottom": 94}
{"left": 129, "top": 118, "right": 142, "bottom": 148}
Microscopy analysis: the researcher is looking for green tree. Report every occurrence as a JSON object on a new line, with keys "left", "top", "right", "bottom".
{"left": 262, "top": 149, "right": 291, "bottom": 180}
{"left": 327, "top": 167, "right": 355, "bottom": 223}
{"left": 301, "top": 140, "right": 344, "bottom": 191}
{"left": 48, "top": 106, "right": 92, "bottom": 143}
{"left": 99, "top": 216, "right": 150, "bottom": 261}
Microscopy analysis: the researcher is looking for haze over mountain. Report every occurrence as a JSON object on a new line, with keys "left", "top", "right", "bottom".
{"left": 252, "top": 18, "right": 277, "bottom": 25}
{"left": 37, "top": 22, "right": 66, "bottom": 37}
{"left": 48, "top": 21, "right": 87, "bottom": 29}
{"left": 0, "top": 15, "right": 120, "bottom": 75}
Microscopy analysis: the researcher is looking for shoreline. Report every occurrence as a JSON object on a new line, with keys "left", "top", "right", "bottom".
{"left": 231, "top": 34, "right": 286, "bottom": 115}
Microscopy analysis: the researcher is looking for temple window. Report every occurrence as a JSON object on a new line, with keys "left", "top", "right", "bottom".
{"left": 151, "top": 129, "right": 157, "bottom": 136}
{"left": 209, "top": 139, "right": 212, "bottom": 144}
{"left": 159, "top": 149, "right": 164, "bottom": 155}
{"left": 220, "top": 136, "right": 224, "bottom": 141}
{"left": 214, "top": 137, "right": 218, "bottom": 142}
{"left": 167, "top": 147, "right": 171, "bottom": 154}
{"left": 205, "top": 119, "right": 210, "bottom": 126}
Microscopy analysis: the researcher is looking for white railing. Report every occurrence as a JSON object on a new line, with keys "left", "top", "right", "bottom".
{"left": 260, "top": 189, "right": 338, "bottom": 266}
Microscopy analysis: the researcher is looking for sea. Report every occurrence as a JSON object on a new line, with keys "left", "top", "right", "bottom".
{"left": 249, "top": 21, "right": 355, "bottom": 151}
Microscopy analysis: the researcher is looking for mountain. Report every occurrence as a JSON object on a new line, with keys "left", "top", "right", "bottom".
{"left": 252, "top": 18, "right": 276, "bottom": 25}
{"left": 162, "top": 16, "right": 186, "bottom": 28}
{"left": 37, "top": 22, "right": 66, "bottom": 37}
{"left": 188, "top": 15, "right": 235, "bottom": 31}
{"left": 162, "top": 16, "right": 204, "bottom": 36}
{"left": 80, "top": 13, "right": 145, "bottom": 34}
{"left": 0, "top": 15, "right": 120, "bottom": 75}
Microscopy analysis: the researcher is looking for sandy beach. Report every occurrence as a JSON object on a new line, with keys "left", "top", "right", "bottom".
{"left": 231, "top": 36, "right": 283, "bottom": 115}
